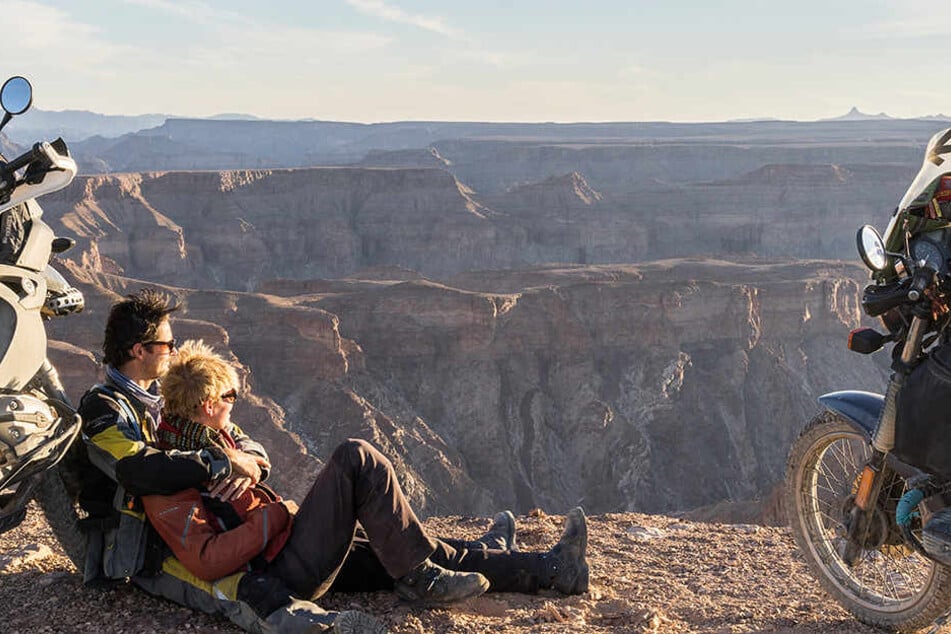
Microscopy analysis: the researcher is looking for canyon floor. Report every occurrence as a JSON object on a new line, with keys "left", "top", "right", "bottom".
{"left": 0, "top": 504, "right": 896, "bottom": 634}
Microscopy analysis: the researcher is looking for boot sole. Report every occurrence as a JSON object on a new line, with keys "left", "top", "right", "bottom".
{"left": 555, "top": 507, "right": 589, "bottom": 594}
{"left": 332, "top": 610, "right": 389, "bottom": 634}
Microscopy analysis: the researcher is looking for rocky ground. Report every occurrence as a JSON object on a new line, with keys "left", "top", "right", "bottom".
{"left": 0, "top": 504, "right": 900, "bottom": 634}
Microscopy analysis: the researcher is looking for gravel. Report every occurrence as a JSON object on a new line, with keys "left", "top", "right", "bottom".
{"left": 0, "top": 503, "right": 891, "bottom": 633}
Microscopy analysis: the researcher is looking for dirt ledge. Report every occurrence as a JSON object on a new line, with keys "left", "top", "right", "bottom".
{"left": 0, "top": 503, "right": 882, "bottom": 633}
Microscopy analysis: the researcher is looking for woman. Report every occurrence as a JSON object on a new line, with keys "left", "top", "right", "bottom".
{"left": 143, "top": 342, "right": 589, "bottom": 612}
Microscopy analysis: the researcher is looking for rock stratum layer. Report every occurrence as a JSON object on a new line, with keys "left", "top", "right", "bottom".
{"left": 39, "top": 162, "right": 911, "bottom": 289}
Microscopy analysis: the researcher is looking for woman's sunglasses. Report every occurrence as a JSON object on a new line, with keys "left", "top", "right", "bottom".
{"left": 220, "top": 389, "right": 238, "bottom": 404}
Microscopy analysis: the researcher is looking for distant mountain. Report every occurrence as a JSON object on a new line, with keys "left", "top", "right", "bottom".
{"left": 727, "top": 117, "right": 783, "bottom": 123}
{"left": 0, "top": 132, "right": 19, "bottom": 158}
{"left": 821, "top": 107, "right": 892, "bottom": 122}
{"left": 6, "top": 108, "right": 171, "bottom": 144}
{"left": 208, "top": 113, "right": 261, "bottom": 121}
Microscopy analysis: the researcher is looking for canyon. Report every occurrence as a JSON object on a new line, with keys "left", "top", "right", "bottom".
{"left": 19, "top": 117, "right": 933, "bottom": 518}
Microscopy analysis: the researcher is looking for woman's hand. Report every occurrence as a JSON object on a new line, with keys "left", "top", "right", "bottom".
{"left": 209, "top": 475, "right": 253, "bottom": 502}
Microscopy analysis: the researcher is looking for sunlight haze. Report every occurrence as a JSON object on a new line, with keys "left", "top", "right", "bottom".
{"left": 1, "top": 0, "right": 946, "bottom": 122}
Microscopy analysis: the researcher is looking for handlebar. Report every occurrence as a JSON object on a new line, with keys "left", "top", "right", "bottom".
{"left": 862, "top": 265, "right": 938, "bottom": 317}
{"left": 3, "top": 142, "right": 49, "bottom": 174}
{"left": 0, "top": 139, "right": 76, "bottom": 211}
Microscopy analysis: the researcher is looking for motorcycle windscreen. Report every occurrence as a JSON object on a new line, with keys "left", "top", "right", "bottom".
{"left": 898, "top": 128, "right": 951, "bottom": 212}
{"left": 882, "top": 128, "right": 951, "bottom": 250}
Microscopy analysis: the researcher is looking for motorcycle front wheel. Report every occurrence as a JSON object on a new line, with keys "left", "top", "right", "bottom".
{"left": 786, "top": 411, "right": 951, "bottom": 632}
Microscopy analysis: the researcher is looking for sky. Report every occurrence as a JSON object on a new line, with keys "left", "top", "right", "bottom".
{"left": 1, "top": 0, "right": 948, "bottom": 123}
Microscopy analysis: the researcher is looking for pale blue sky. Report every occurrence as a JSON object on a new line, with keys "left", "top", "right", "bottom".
{"left": 1, "top": 0, "right": 946, "bottom": 122}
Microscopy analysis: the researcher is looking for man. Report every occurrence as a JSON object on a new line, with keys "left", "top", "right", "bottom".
{"left": 75, "top": 288, "right": 387, "bottom": 633}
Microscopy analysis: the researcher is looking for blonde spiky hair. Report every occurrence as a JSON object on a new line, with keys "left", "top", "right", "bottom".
{"left": 161, "top": 340, "right": 239, "bottom": 419}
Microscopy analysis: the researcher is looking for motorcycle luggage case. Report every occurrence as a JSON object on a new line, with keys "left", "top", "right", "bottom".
{"left": 896, "top": 343, "right": 951, "bottom": 478}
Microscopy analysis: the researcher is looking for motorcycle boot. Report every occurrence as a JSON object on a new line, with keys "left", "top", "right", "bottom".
{"left": 240, "top": 572, "right": 387, "bottom": 633}
{"left": 473, "top": 510, "right": 519, "bottom": 551}
{"left": 541, "top": 506, "right": 589, "bottom": 595}
{"left": 394, "top": 558, "right": 489, "bottom": 604}
{"left": 922, "top": 507, "right": 951, "bottom": 566}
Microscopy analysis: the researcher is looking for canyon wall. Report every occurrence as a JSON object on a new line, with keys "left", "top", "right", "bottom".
{"left": 46, "top": 259, "right": 887, "bottom": 517}
{"left": 37, "top": 161, "right": 912, "bottom": 291}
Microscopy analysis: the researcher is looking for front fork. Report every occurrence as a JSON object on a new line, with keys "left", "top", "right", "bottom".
{"left": 843, "top": 315, "right": 928, "bottom": 565}
{"left": 31, "top": 357, "right": 73, "bottom": 408}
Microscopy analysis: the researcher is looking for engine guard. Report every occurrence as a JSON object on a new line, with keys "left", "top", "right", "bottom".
{"left": 0, "top": 412, "right": 80, "bottom": 490}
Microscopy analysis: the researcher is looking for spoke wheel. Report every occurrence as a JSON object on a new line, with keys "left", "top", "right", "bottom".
{"left": 786, "top": 412, "right": 951, "bottom": 632}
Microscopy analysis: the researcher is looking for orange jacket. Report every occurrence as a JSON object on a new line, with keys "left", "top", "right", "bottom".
{"left": 142, "top": 485, "right": 293, "bottom": 581}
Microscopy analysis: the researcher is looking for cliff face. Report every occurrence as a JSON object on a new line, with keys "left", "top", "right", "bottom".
{"left": 44, "top": 168, "right": 497, "bottom": 288}
{"left": 39, "top": 161, "right": 912, "bottom": 289}
{"left": 45, "top": 258, "right": 885, "bottom": 516}
{"left": 309, "top": 260, "right": 885, "bottom": 514}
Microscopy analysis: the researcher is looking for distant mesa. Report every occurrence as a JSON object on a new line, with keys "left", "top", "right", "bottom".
{"left": 821, "top": 107, "right": 892, "bottom": 122}
{"left": 208, "top": 113, "right": 261, "bottom": 121}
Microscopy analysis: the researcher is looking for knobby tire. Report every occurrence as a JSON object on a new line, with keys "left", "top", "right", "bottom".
{"left": 786, "top": 411, "right": 951, "bottom": 632}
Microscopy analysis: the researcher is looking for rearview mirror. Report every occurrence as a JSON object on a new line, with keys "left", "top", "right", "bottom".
{"left": 857, "top": 225, "right": 888, "bottom": 271}
{"left": 0, "top": 76, "right": 32, "bottom": 116}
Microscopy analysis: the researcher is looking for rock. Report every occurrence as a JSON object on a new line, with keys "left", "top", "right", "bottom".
{"left": 627, "top": 526, "right": 666, "bottom": 541}
{"left": 0, "top": 543, "right": 53, "bottom": 570}
{"left": 667, "top": 523, "right": 693, "bottom": 531}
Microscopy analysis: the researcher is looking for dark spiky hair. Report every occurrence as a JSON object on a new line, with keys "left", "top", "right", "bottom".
{"left": 102, "top": 288, "right": 180, "bottom": 367}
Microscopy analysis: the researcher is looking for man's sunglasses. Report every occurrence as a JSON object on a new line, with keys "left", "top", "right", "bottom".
{"left": 142, "top": 339, "right": 177, "bottom": 353}
{"left": 220, "top": 389, "right": 238, "bottom": 404}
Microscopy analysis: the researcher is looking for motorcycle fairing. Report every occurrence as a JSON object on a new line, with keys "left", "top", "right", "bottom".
{"left": 14, "top": 200, "right": 53, "bottom": 273}
{"left": 0, "top": 266, "right": 47, "bottom": 390}
{"left": 883, "top": 127, "right": 951, "bottom": 253}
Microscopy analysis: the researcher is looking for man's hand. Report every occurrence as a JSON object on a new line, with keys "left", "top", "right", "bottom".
{"left": 223, "top": 447, "right": 263, "bottom": 483}
{"left": 282, "top": 499, "right": 299, "bottom": 515}
{"left": 209, "top": 475, "right": 253, "bottom": 502}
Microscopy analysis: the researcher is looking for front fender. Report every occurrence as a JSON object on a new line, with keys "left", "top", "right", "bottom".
{"left": 818, "top": 390, "right": 883, "bottom": 440}
{"left": 817, "top": 390, "right": 922, "bottom": 478}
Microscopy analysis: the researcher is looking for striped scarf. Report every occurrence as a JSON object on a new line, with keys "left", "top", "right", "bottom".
{"left": 156, "top": 412, "right": 237, "bottom": 452}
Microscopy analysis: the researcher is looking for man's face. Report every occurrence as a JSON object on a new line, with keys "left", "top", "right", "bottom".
{"left": 139, "top": 319, "right": 176, "bottom": 380}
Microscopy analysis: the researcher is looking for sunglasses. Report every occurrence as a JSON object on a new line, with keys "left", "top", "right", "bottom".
{"left": 220, "top": 389, "right": 238, "bottom": 404}
{"left": 142, "top": 339, "right": 177, "bottom": 353}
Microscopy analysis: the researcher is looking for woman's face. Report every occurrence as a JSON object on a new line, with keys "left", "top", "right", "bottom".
{"left": 199, "top": 386, "right": 237, "bottom": 430}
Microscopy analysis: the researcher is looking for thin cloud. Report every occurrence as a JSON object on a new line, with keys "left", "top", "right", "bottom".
{"left": 122, "top": 0, "right": 226, "bottom": 24}
{"left": 345, "top": 0, "right": 461, "bottom": 38}
{"left": 847, "top": 1, "right": 951, "bottom": 38}
{"left": 0, "top": 1, "right": 136, "bottom": 72}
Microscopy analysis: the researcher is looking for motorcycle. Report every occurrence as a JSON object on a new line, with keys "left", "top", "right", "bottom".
{"left": 0, "top": 76, "right": 87, "bottom": 568}
{"left": 786, "top": 127, "right": 951, "bottom": 632}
